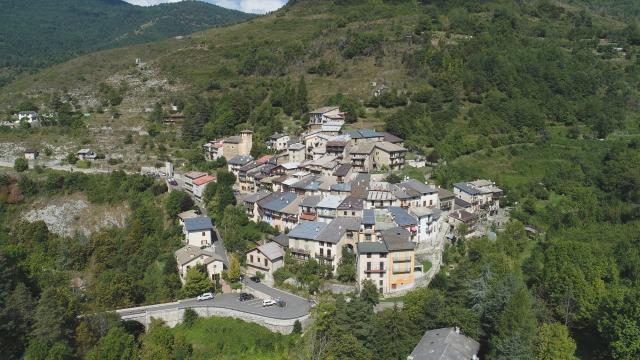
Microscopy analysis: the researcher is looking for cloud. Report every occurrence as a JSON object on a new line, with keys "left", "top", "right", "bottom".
{"left": 122, "top": 0, "right": 287, "bottom": 14}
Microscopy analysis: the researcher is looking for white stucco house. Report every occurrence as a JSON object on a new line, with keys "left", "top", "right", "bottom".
{"left": 182, "top": 216, "right": 214, "bottom": 247}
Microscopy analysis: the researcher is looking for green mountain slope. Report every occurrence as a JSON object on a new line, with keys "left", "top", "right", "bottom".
{"left": 0, "top": 0, "right": 253, "bottom": 85}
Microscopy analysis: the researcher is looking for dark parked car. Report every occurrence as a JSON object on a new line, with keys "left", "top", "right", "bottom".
{"left": 238, "top": 293, "right": 255, "bottom": 302}
{"left": 249, "top": 276, "right": 261, "bottom": 283}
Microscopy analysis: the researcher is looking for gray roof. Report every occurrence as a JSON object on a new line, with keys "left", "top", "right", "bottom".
{"left": 454, "top": 197, "right": 472, "bottom": 209}
{"left": 357, "top": 241, "right": 388, "bottom": 254}
{"left": 401, "top": 179, "right": 438, "bottom": 195}
{"left": 255, "top": 242, "right": 284, "bottom": 261}
{"left": 331, "top": 183, "right": 352, "bottom": 192}
{"left": 388, "top": 206, "right": 418, "bottom": 227}
{"left": 289, "top": 143, "right": 305, "bottom": 150}
{"left": 338, "top": 196, "right": 364, "bottom": 211}
{"left": 351, "top": 173, "right": 371, "bottom": 199}
{"left": 382, "top": 132, "right": 403, "bottom": 144}
{"left": 243, "top": 190, "right": 272, "bottom": 204}
{"left": 408, "top": 327, "right": 480, "bottom": 360}
{"left": 346, "top": 129, "right": 383, "bottom": 139}
{"left": 271, "top": 233, "right": 289, "bottom": 247}
{"left": 184, "top": 217, "right": 213, "bottom": 232}
{"left": 320, "top": 217, "right": 361, "bottom": 244}
{"left": 362, "top": 209, "right": 376, "bottom": 225}
{"left": 333, "top": 163, "right": 353, "bottom": 177}
{"left": 301, "top": 195, "right": 322, "bottom": 208}
{"left": 380, "top": 227, "right": 415, "bottom": 250}
{"left": 316, "top": 195, "right": 343, "bottom": 209}
{"left": 288, "top": 221, "right": 327, "bottom": 241}
{"left": 438, "top": 188, "right": 455, "bottom": 200}
{"left": 411, "top": 207, "right": 442, "bottom": 219}
{"left": 175, "top": 245, "right": 224, "bottom": 266}
{"left": 228, "top": 155, "right": 253, "bottom": 166}
{"left": 260, "top": 192, "right": 299, "bottom": 212}
{"left": 453, "top": 182, "right": 485, "bottom": 196}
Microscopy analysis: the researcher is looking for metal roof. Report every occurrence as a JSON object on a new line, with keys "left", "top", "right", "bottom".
{"left": 346, "top": 129, "right": 384, "bottom": 139}
{"left": 184, "top": 217, "right": 213, "bottom": 232}
{"left": 331, "top": 183, "right": 352, "bottom": 192}
{"left": 316, "top": 195, "right": 344, "bottom": 209}
{"left": 362, "top": 209, "right": 376, "bottom": 225}
{"left": 288, "top": 221, "right": 327, "bottom": 241}
{"left": 388, "top": 206, "right": 418, "bottom": 227}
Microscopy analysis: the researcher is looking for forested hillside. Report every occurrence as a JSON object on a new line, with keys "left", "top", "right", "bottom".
{"left": 0, "top": 0, "right": 253, "bottom": 86}
{"left": 2, "top": 0, "right": 640, "bottom": 359}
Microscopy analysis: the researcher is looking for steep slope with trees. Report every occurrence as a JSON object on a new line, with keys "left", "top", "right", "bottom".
{"left": 0, "top": 0, "right": 253, "bottom": 86}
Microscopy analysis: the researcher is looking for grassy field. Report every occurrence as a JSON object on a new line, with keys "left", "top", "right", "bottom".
{"left": 174, "top": 317, "right": 299, "bottom": 360}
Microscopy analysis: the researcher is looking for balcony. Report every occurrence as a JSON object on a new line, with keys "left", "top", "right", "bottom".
{"left": 315, "top": 253, "right": 335, "bottom": 261}
{"left": 393, "top": 257, "right": 412, "bottom": 263}
{"left": 365, "top": 268, "right": 386, "bottom": 274}
{"left": 291, "top": 248, "right": 311, "bottom": 255}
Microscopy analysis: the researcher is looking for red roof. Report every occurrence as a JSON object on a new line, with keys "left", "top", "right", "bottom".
{"left": 193, "top": 175, "right": 216, "bottom": 186}
{"left": 256, "top": 155, "right": 273, "bottom": 165}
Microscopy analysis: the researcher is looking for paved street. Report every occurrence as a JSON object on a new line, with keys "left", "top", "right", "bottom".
{"left": 117, "top": 282, "right": 311, "bottom": 320}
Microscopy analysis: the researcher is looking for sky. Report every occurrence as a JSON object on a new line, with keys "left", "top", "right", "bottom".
{"left": 123, "top": 0, "right": 287, "bottom": 14}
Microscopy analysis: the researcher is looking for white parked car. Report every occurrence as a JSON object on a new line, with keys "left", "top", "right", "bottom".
{"left": 262, "top": 298, "right": 277, "bottom": 307}
{"left": 197, "top": 292, "right": 214, "bottom": 301}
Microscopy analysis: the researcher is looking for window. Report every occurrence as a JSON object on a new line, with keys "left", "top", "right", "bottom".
{"left": 327, "top": 249, "right": 332, "bottom": 258}
{"left": 352, "top": 211, "right": 356, "bottom": 216}
{"left": 380, "top": 262, "right": 384, "bottom": 270}
{"left": 367, "top": 262, "right": 371, "bottom": 270}
{"left": 380, "top": 253, "right": 387, "bottom": 258}
{"left": 202, "top": 232, "right": 205, "bottom": 236}
{"left": 344, "top": 211, "right": 347, "bottom": 216}
{"left": 367, "top": 253, "right": 372, "bottom": 258}
{"left": 319, "top": 241, "right": 324, "bottom": 247}
{"left": 379, "top": 280, "right": 383, "bottom": 286}
{"left": 250, "top": 255, "right": 254, "bottom": 262}
{"left": 365, "top": 234, "right": 371, "bottom": 241}
{"left": 264, "top": 259, "right": 268, "bottom": 266}
{"left": 367, "top": 273, "right": 371, "bottom": 278}
{"left": 379, "top": 287, "right": 383, "bottom": 293}
{"left": 320, "top": 248, "right": 324, "bottom": 256}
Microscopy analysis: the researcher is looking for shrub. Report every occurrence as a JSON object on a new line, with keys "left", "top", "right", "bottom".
{"left": 292, "top": 320, "right": 302, "bottom": 334}
{"left": 183, "top": 308, "right": 199, "bottom": 328}
{"left": 14, "top": 157, "right": 28, "bottom": 172}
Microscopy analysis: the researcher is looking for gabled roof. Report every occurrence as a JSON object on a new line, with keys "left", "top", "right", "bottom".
{"left": 438, "top": 188, "right": 455, "bottom": 200}
{"left": 228, "top": 155, "right": 253, "bottom": 166}
{"left": 380, "top": 227, "right": 415, "bottom": 250}
{"left": 346, "top": 129, "right": 384, "bottom": 139}
{"left": 254, "top": 242, "right": 285, "bottom": 261}
{"left": 321, "top": 217, "right": 361, "bottom": 244}
{"left": 331, "top": 183, "right": 352, "bottom": 192}
{"left": 259, "top": 192, "right": 300, "bottom": 213}
{"left": 193, "top": 175, "right": 215, "bottom": 186}
{"left": 388, "top": 206, "right": 418, "bottom": 227}
{"left": 178, "top": 210, "right": 199, "bottom": 221}
{"left": 408, "top": 327, "right": 480, "bottom": 360}
{"left": 175, "top": 245, "right": 224, "bottom": 266}
{"left": 243, "top": 190, "right": 272, "bottom": 204}
{"left": 184, "top": 217, "right": 213, "bottom": 232}
{"left": 357, "top": 241, "right": 388, "bottom": 254}
{"left": 271, "top": 233, "right": 289, "bottom": 247}
{"left": 374, "top": 141, "right": 407, "bottom": 153}
{"left": 288, "top": 221, "right": 327, "bottom": 241}
{"left": 400, "top": 179, "right": 438, "bottom": 195}
{"left": 351, "top": 141, "right": 376, "bottom": 154}
{"left": 289, "top": 143, "right": 305, "bottom": 151}
{"left": 316, "top": 195, "right": 344, "bottom": 209}
{"left": 382, "top": 132, "right": 404, "bottom": 144}
{"left": 449, "top": 209, "right": 477, "bottom": 223}
{"left": 338, "top": 196, "right": 364, "bottom": 211}
{"left": 333, "top": 163, "right": 353, "bottom": 177}
{"left": 301, "top": 195, "right": 322, "bottom": 208}
{"left": 362, "top": 209, "right": 376, "bottom": 225}
{"left": 270, "top": 133, "right": 288, "bottom": 140}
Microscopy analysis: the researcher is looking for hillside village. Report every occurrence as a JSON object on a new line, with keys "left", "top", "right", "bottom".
{"left": 170, "top": 106, "right": 505, "bottom": 297}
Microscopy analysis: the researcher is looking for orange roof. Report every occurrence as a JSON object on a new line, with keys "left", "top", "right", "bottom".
{"left": 256, "top": 155, "right": 273, "bottom": 165}
{"left": 193, "top": 175, "right": 216, "bottom": 186}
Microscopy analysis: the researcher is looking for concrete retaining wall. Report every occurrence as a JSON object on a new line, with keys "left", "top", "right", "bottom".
{"left": 118, "top": 305, "right": 309, "bottom": 334}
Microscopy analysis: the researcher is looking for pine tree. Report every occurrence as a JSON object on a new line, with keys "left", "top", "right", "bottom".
{"left": 296, "top": 75, "right": 309, "bottom": 115}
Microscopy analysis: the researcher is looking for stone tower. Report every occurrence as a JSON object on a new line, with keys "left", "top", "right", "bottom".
{"left": 239, "top": 130, "right": 253, "bottom": 156}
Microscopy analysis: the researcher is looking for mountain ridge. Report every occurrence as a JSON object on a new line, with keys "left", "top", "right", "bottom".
{"left": 0, "top": 0, "right": 254, "bottom": 86}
